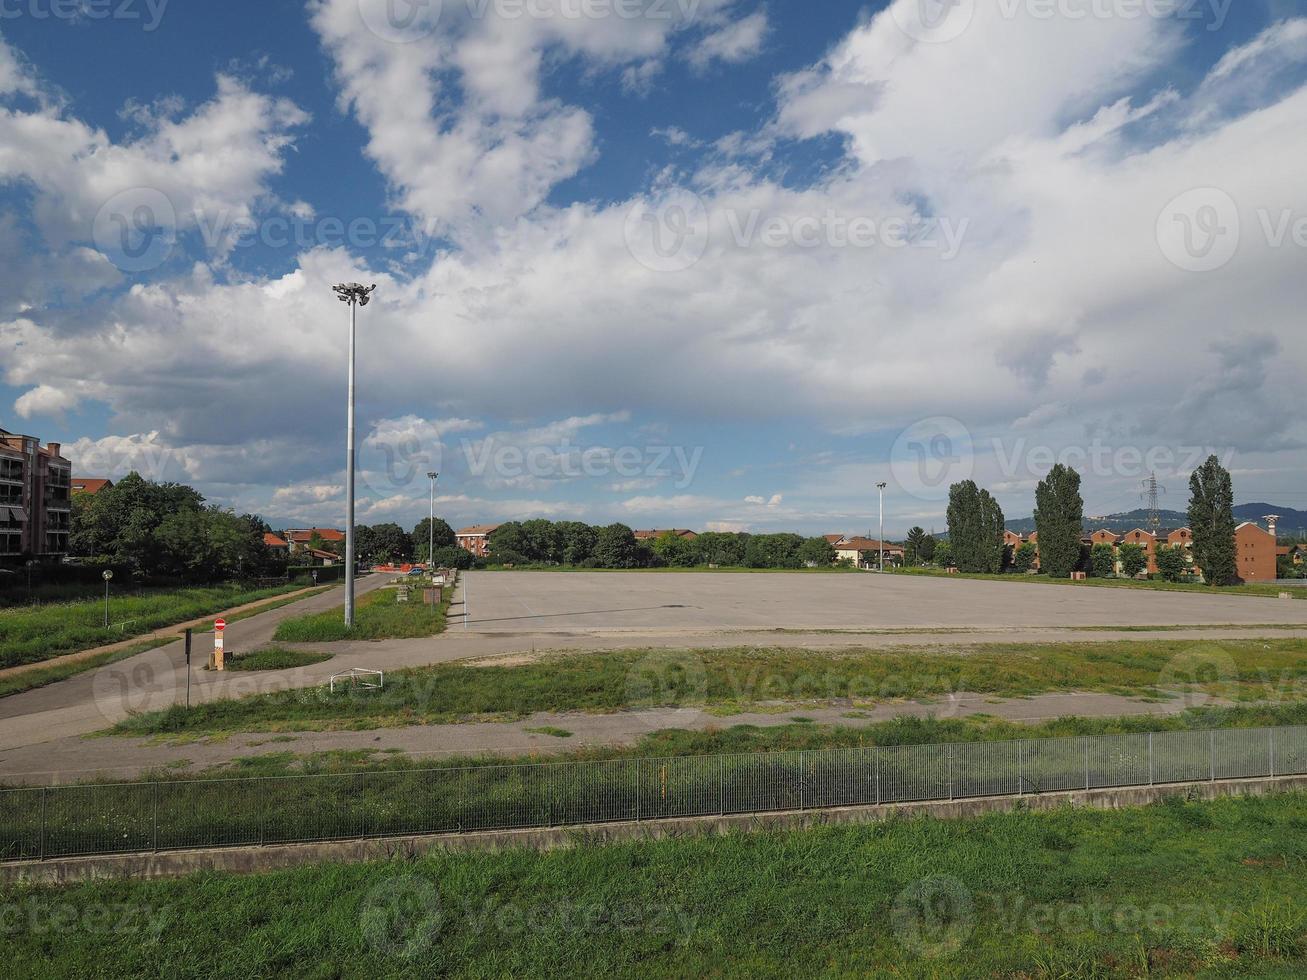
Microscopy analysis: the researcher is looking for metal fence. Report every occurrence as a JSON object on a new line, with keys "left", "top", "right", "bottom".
{"left": 3, "top": 725, "right": 1306, "bottom": 863}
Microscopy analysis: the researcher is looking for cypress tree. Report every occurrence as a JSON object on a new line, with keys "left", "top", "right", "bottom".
{"left": 1188, "top": 455, "right": 1237, "bottom": 586}
{"left": 1034, "top": 464, "right": 1085, "bottom": 579}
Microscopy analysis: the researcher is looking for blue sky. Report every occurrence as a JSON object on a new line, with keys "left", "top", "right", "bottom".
{"left": 2, "top": 0, "right": 1306, "bottom": 535}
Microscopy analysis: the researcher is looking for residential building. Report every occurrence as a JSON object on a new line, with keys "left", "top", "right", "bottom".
{"left": 835, "top": 537, "right": 905, "bottom": 568}
{"left": 263, "top": 532, "right": 289, "bottom": 552}
{"left": 71, "top": 477, "right": 113, "bottom": 495}
{"left": 1002, "top": 530, "right": 1024, "bottom": 552}
{"left": 0, "top": 427, "right": 72, "bottom": 562}
{"left": 1089, "top": 529, "right": 1120, "bottom": 547}
{"left": 456, "top": 524, "right": 502, "bottom": 558}
{"left": 282, "top": 528, "right": 345, "bottom": 558}
{"left": 634, "top": 529, "right": 699, "bottom": 542}
{"left": 1234, "top": 521, "right": 1277, "bottom": 583}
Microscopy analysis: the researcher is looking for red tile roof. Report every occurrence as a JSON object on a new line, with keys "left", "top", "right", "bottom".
{"left": 72, "top": 478, "right": 113, "bottom": 495}
{"left": 264, "top": 533, "right": 288, "bottom": 549}
{"left": 456, "top": 524, "right": 502, "bottom": 536}
{"left": 285, "top": 528, "right": 345, "bottom": 543}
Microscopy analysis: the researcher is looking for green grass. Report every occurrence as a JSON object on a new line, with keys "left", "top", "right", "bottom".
{"left": 226, "top": 647, "right": 333, "bottom": 672}
{"left": 6, "top": 792, "right": 1307, "bottom": 977}
{"left": 272, "top": 585, "right": 451, "bottom": 642}
{"left": 523, "top": 726, "right": 574, "bottom": 738}
{"left": 0, "top": 581, "right": 311, "bottom": 669}
{"left": 110, "top": 637, "right": 1307, "bottom": 737}
{"left": 893, "top": 565, "right": 1306, "bottom": 599}
{"left": 0, "top": 636, "right": 176, "bottom": 699}
{"left": 189, "top": 586, "right": 332, "bottom": 632}
{"left": 106, "top": 702, "right": 1307, "bottom": 782}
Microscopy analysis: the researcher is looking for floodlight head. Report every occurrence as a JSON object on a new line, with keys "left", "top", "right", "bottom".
{"left": 332, "top": 282, "right": 378, "bottom": 306}
{"left": 427, "top": 471, "right": 439, "bottom": 481}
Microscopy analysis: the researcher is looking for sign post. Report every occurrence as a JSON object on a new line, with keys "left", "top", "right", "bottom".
{"left": 214, "top": 618, "right": 226, "bottom": 671}
{"left": 184, "top": 629, "right": 192, "bottom": 708}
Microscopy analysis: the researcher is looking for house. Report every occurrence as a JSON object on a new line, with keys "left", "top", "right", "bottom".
{"left": 1003, "top": 530, "right": 1025, "bottom": 551}
{"left": 835, "top": 537, "right": 905, "bottom": 569}
{"left": 822, "top": 534, "right": 845, "bottom": 545}
{"left": 634, "top": 529, "right": 699, "bottom": 542}
{"left": 263, "top": 532, "right": 289, "bottom": 552}
{"left": 456, "top": 524, "right": 501, "bottom": 558}
{"left": 1118, "top": 529, "right": 1162, "bottom": 574}
{"left": 1089, "top": 529, "right": 1119, "bottom": 547}
{"left": 71, "top": 477, "right": 113, "bottom": 495}
{"left": 0, "top": 428, "right": 71, "bottom": 562}
{"left": 282, "top": 528, "right": 345, "bottom": 558}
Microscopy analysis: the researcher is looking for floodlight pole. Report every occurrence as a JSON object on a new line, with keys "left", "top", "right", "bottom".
{"left": 427, "top": 472, "right": 439, "bottom": 573}
{"left": 877, "top": 482, "right": 887, "bottom": 573}
{"left": 332, "top": 282, "right": 377, "bottom": 629}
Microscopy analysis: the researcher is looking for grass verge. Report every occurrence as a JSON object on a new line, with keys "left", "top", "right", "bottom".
{"left": 0, "top": 581, "right": 312, "bottom": 670}
{"left": 111, "top": 637, "right": 1307, "bottom": 736}
{"left": 226, "top": 647, "right": 333, "bottom": 672}
{"left": 893, "top": 565, "right": 1307, "bottom": 599}
{"left": 5, "top": 793, "right": 1307, "bottom": 977}
{"left": 272, "top": 584, "right": 450, "bottom": 642}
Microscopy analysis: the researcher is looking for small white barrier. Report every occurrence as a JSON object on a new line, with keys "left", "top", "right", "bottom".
{"left": 329, "top": 668, "right": 384, "bottom": 693}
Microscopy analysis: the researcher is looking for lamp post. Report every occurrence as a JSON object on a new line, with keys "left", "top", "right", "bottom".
{"left": 876, "top": 482, "right": 888, "bottom": 573}
{"left": 427, "top": 471, "right": 439, "bottom": 576}
{"left": 25, "top": 559, "right": 34, "bottom": 599}
{"left": 102, "top": 569, "right": 113, "bottom": 628}
{"left": 332, "top": 281, "right": 377, "bottom": 629}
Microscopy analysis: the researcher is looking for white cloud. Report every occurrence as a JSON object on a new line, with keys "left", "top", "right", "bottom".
{"left": 687, "top": 10, "right": 768, "bottom": 71}
{"left": 13, "top": 384, "right": 79, "bottom": 418}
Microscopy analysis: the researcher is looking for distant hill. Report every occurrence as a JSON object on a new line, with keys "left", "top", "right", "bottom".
{"left": 1004, "top": 504, "right": 1307, "bottom": 537}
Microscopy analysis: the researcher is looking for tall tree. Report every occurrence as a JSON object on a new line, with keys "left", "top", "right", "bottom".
{"left": 1188, "top": 455, "right": 1238, "bottom": 586}
{"left": 1033, "top": 464, "right": 1085, "bottom": 579}
{"left": 593, "top": 524, "right": 640, "bottom": 569}
{"left": 947, "top": 481, "right": 1006, "bottom": 574}
{"left": 412, "top": 517, "right": 455, "bottom": 564}
{"left": 904, "top": 527, "right": 927, "bottom": 566}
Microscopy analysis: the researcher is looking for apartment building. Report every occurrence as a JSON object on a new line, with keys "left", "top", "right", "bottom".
{"left": 456, "top": 524, "right": 502, "bottom": 558}
{"left": 0, "top": 428, "right": 72, "bottom": 562}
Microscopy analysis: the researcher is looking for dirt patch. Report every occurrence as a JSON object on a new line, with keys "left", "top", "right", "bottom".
{"left": 462, "top": 653, "right": 548, "bottom": 669}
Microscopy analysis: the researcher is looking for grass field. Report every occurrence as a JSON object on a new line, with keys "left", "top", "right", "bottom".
{"left": 226, "top": 647, "right": 333, "bottom": 672}
{"left": 893, "top": 565, "right": 1307, "bottom": 600}
{"left": 0, "top": 581, "right": 311, "bottom": 670}
{"left": 5, "top": 793, "right": 1307, "bottom": 977}
{"left": 111, "top": 637, "right": 1307, "bottom": 736}
{"left": 272, "top": 584, "right": 450, "bottom": 643}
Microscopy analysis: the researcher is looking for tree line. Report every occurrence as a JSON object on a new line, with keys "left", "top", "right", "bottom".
{"left": 487, "top": 521, "right": 840, "bottom": 569}
{"left": 938, "top": 455, "right": 1241, "bottom": 585}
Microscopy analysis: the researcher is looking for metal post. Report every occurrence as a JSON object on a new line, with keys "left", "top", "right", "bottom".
{"left": 427, "top": 473, "right": 438, "bottom": 573}
{"left": 1148, "top": 732, "right": 1154, "bottom": 785}
{"left": 635, "top": 759, "right": 642, "bottom": 822}
{"left": 875, "top": 749, "right": 881, "bottom": 805}
{"left": 345, "top": 297, "right": 357, "bottom": 629}
{"left": 877, "top": 482, "right": 887, "bottom": 572}
{"left": 152, "top": 782, "right": 159, "bottom": 851}
{"left": 1210, "top": 730, "right": 1216, "bottom": 782}
{"left": 184, "top": 629, "right": 192, "bottom": 709}
{"left": 39, "top": 786, "right": 46, "bottom": 861}
{"left": 1084, "top": 738, "right": 1090, "bottom": 791}
{"left": 104, "top": 579, "right": 109, "bottom": 627}
{"left": 947, "top": 744, "right": 953, "bottom": 801}
{"left": 720, "top": 756, "right": 726, "bottom": 815}
{"left": 1270, "top": 729, "right": 1276, "bottom": 778}
{"left": 547, "top": 765, "right": 554, "bottom": 827}
{"left": 1018, "top": 742, "right": 1024, "bottom": 795}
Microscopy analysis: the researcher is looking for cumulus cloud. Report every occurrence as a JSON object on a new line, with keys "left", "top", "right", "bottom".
{"left": 687, "top": 10, "right": 768, "bottom": 71}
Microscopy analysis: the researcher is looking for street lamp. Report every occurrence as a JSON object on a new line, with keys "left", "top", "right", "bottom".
{"left": 25, "top": 559, "right": 34, "bottom": 598}
{"left": 332, "top": 281, "right": 377, "bottom": 629}
{"left": 876, "top": 482, "right": 888, "bottom": 573}
{"left": 427, "top": 471, "right": 439, "bottom": 576}
{"left": 102, "top": 569, "right": 113, "bottom": 628}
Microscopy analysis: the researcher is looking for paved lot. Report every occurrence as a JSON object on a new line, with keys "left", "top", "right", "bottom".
{"left": 461, "top": 571, "right": 1307, "bottom": 631}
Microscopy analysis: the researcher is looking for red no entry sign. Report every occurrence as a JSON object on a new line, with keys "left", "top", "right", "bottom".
{"left": 214, "top": 618, "right": 226, "bottom": 632}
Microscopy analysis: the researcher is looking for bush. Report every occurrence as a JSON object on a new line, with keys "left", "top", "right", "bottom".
{"left": 1155, "top": 545, "right": 1188, "bottom": 583}
{"left": 1090, "top": 543, "right": 1116, "bottom": 578}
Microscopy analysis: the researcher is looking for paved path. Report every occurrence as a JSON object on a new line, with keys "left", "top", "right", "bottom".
{"left": 0, "top": 574, "right": 391, "bottom": 750}
{"left": 0, "top": 691, "right": 1223, "bottom": 785}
